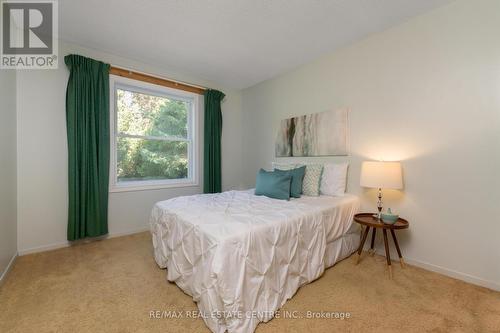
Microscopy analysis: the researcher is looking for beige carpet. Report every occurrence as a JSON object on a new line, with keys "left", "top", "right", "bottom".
{"left": 1, "top": 232, "right": 499, "bottom": 333}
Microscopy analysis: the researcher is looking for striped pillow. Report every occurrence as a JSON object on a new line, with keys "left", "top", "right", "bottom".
{"left": 302, "top": 164, "right": 323, "bottom": 196}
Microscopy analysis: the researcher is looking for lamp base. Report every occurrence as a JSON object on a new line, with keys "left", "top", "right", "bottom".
{"left": 376, "top": 187, "right": 383, "bottom": 220}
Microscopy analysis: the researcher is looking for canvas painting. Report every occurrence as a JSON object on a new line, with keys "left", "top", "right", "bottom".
{"left": 275, "top": 108, "right": 349, "bottom": 157}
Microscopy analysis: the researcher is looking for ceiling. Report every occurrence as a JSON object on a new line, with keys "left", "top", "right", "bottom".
{"left": 59, "top": 0, "right": 454, "bottom": 89}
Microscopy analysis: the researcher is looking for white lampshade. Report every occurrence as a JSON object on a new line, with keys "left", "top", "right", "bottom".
{"left": 360, "top": 161, "right": 403, "bottom": 190}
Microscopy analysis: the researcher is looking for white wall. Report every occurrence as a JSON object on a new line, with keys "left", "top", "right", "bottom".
{"left": 0, "top": 69, "right": 17, "bottom": 281}
{"left": 16, "top": 41, "right": 243, "bottom": 254}
{"left": 241, "top": 0, "right": 500, "bottom": 290}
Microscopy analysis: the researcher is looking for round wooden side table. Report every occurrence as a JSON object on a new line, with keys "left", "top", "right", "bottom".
{"left": 353, "top": 213, "right": 409, "bottom": 279}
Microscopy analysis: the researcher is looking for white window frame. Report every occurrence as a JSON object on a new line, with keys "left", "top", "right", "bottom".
{"left": 109, "top": 74, "right": 200, "bottom": 193}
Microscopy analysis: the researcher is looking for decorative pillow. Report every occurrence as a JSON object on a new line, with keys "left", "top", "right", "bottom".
{"left": 320, "top": 163, "right": 349, "bottom": 196}
{"left": 302, "top": 164, "right": 323, "bottom": 196}
{"left": 255, "top": 169, "right": 292, "bottom": 200}
{"left": 273, "top": 166, "right": 306, "bottom": 198}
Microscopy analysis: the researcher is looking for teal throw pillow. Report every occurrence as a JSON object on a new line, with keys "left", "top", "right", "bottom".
{"left": 273, "top": 166, "right": 306, "bottom": 198}
{"left": 255, "top": 169, "right": 292, "bottom": 200}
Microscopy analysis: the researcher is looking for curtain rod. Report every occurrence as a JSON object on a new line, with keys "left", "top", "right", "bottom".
{"left": 109, "top": 66, "right": 207, "bottom": 95}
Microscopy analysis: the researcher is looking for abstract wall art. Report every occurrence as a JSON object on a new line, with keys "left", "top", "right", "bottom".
{"left": 275, "top": 108, "right": 349, "bottom": 157}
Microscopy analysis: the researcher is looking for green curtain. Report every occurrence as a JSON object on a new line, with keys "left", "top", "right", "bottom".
{"left": 65, "top": 54, "right": 110, "bottom": 241}
{"left": 203, "top": 89, "right": 225, "bottom": 193}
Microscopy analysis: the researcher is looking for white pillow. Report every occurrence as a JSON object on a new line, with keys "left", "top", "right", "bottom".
{"left": 320, "top": 163, "right": 349, "bottom": 196}
{"left": 271, "top": 162, "right": 299, "bottom": 170}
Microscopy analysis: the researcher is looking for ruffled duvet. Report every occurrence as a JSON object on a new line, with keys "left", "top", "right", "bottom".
{"left": 150, "top": 190, "right": 360, "bottom": 333}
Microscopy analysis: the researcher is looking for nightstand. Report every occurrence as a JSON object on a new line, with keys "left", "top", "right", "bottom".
{"left": 353, "top": 213, "right": 409, "bottom": 279}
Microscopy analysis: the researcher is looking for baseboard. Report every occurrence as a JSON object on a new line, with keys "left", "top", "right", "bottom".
{"left": 371, "top": 248, "right": 500, "bottom": 292}
{"left": 0, "top": 253, "right": 17, "bottom": 287}
{"left": 18, "top": 226, "right": 150, "bottom": 256}
{"left": 403, "top": 257, "right": 500, "bottom": 292}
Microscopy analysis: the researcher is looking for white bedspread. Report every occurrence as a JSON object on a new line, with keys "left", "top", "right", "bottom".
{"left": 150, "top": 190, "right": 360, "bottom": 333}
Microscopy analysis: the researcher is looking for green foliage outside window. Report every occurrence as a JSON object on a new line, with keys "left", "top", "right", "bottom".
{"left": 116, "top": 89, "right": 190, "bottom": 182}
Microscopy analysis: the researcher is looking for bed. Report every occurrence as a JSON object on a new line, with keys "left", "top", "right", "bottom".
{"left": 150, "top": 189, "right": 360, "bottom": 333}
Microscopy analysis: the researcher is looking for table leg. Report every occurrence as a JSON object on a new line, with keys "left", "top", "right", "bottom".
{"left": 356, "top": 226, "right": 370, "bottom": 265}
{"left": 382, "top": 229, "right": 392, "bottom": 279}
{"left": 369, "top": 228, "right": 377, "bottom": 256}
{"left": 390, "top": 229, "right": 405, "bottom": 268}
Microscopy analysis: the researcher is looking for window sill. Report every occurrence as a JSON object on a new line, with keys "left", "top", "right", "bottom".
{"left": 109, "top": 180, "right": 199, "bottom": 193}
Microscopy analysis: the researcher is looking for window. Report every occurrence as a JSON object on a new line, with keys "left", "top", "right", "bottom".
{"left": 109, "top": 75, "right": 199, "bottom": 192}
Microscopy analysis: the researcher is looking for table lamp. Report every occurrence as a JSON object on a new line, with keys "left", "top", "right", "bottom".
{"left": 360, "top": 161, "right": 403, "bottom": 219}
